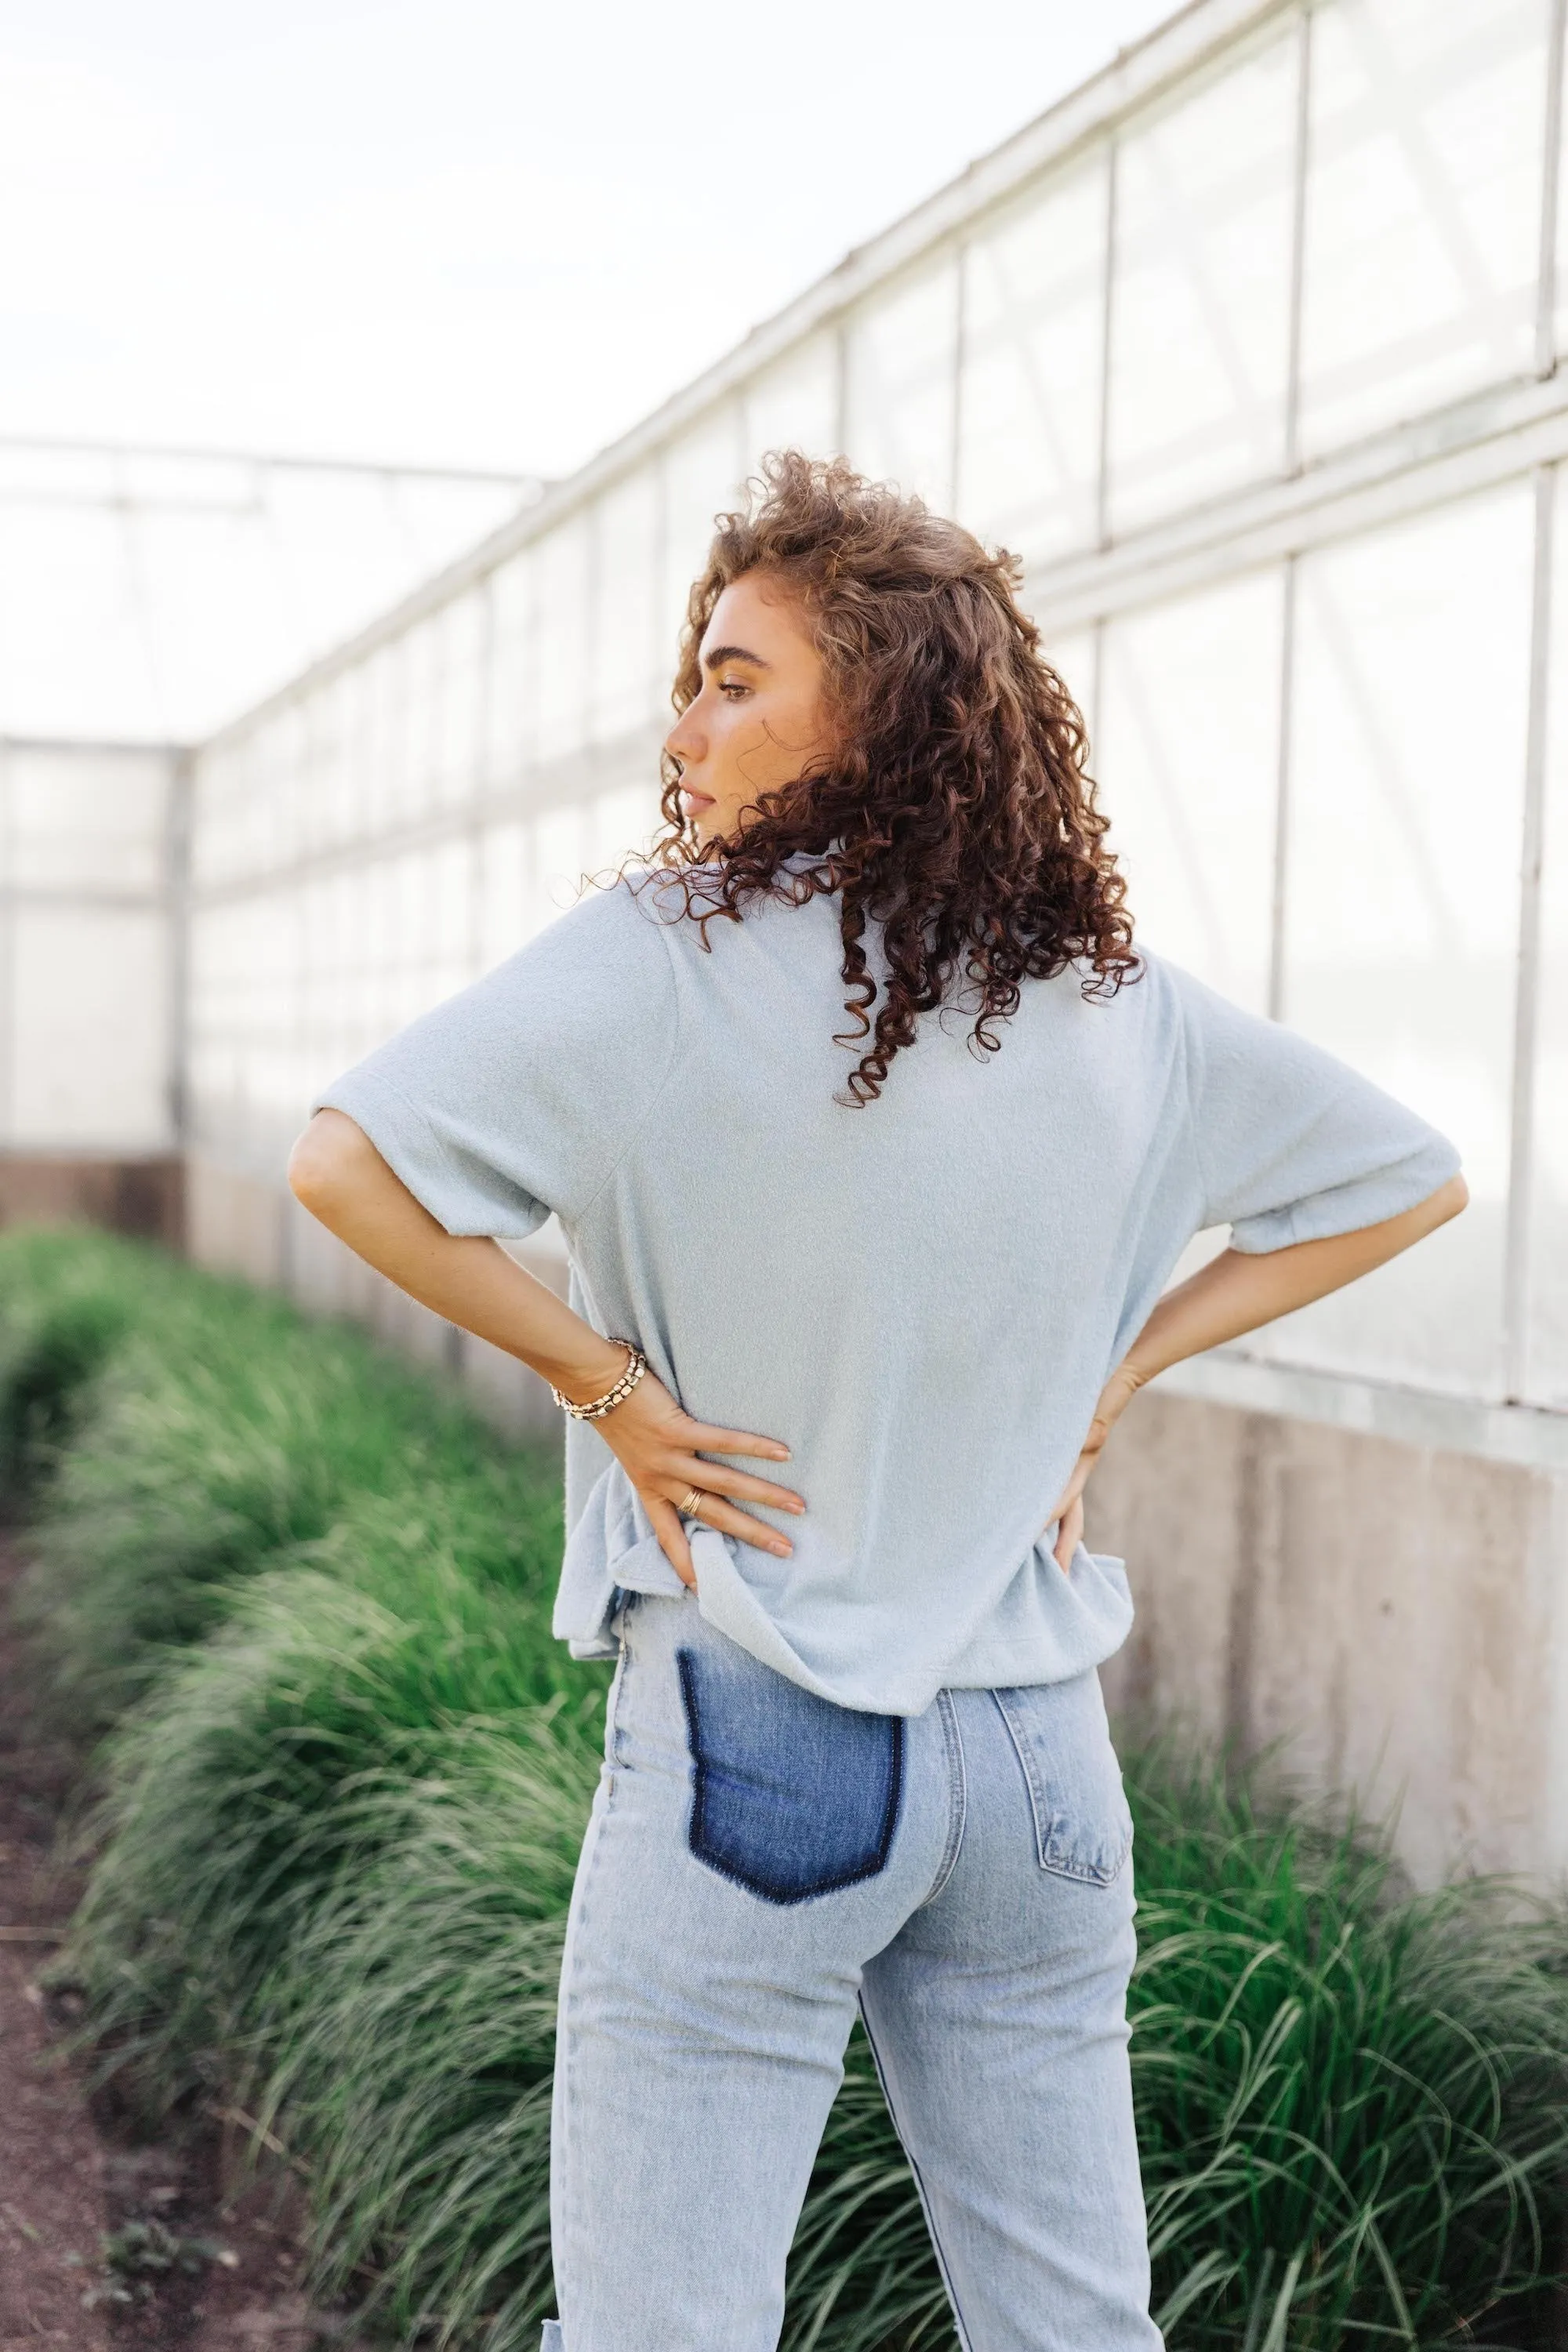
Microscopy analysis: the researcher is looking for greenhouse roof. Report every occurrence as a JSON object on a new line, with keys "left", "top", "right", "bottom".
{"left": 0, "top": 435, "right": 542, "bottom": 746}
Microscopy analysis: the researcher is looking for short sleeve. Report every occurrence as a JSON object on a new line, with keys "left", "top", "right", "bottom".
{"left": 1171, "top": 964, "right": 1461, "bottom": 1254}
{"left": 311, "top": 880, "right": 679, "bottom": 1237}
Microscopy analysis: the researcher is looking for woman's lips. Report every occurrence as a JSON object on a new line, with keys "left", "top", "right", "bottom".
{"left": 679, "top": 786, "right": 714, "bottom": 815}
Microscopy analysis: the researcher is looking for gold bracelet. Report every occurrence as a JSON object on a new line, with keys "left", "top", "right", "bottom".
{"left": 551, "top": 1340, "right": 648, "bottom": 1422}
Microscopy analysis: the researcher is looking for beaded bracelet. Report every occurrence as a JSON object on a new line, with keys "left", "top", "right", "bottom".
{"left": 550, "top": 1340, "right": 648, "bottom": 1422}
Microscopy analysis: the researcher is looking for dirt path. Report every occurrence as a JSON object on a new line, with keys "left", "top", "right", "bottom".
{"left": 0, "top": 1529, "right": 110, "bottom": 2352}
{"left": 0, "top": 1541, "right": 364, "bottom": 2351}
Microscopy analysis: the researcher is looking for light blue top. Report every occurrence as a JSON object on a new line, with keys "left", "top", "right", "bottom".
{"left": 317, "top": 875, "right": 1459, "bottom": 1715}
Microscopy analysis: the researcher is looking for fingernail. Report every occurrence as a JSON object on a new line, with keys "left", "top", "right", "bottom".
{"left": 768, "top": 1540, "right": 793, "bottom": 1557}
{"left": 771, "top": 1446, "right": 791, "bottom": 1461}
{"left": 786, "top": 1497, "right": 806, "bottom": 1514}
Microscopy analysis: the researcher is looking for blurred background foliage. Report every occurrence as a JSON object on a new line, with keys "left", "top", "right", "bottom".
{"left": 2, "top": 1225, "right": 1567, "bottom": 2350}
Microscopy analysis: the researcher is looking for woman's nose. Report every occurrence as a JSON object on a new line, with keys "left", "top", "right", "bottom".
{"left": 664, "top": 706, "right": 704, "bottom": 767}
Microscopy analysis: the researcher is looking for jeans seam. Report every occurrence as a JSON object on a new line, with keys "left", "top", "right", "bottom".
{"left": 555, "top": 1634, "right": 633, "bottom": 2333}
{"left": 917, "top": 1690, "right": 967, "bottom": 1909}
{"left": 857, "top": 1998, "right": 977, "bottom": 2352}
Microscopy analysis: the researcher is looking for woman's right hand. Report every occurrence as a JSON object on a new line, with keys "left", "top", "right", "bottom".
{"left": 596, "top": 1372, "right": 804, "bottom": 1588}
{"left": 1044, "top": 1359, "right": 1145, "bottom": 1570}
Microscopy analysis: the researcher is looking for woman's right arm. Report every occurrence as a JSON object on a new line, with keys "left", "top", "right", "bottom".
{"left": 289, "top": 1110, "right": 803, "bottom": 1582}
{"left": 1047, "top": 1171, "right": 1468, "bottom": 1559}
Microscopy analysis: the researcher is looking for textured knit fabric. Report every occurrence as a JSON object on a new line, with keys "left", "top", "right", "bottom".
{"left": 315, "top": 874, "right": 1459, "bottom": 1715}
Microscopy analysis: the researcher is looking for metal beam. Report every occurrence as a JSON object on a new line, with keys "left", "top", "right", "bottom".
{"left": 0, "top": 431, "right": 541, "bottom": 491}
{"left": 1032, "top": 367, "right": 1568, "bottom": 633}
{"left": 1503, "top": 465, "right": 1556, "bottom": 1402}
{"left": 1160, "top": 1346, "right": 1568, "bottom": 1475}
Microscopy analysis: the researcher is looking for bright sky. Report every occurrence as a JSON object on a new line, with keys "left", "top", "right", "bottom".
{"left": 1, "top": 0, "right": 1174, "bottom": 481}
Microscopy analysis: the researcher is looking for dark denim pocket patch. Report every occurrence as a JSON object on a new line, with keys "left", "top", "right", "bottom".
{"left": 677, "top": 1645, "right": 904, "bottom": 1905}
{"left": 991, "top": 1673, "right": 1132, "bottom": 1885}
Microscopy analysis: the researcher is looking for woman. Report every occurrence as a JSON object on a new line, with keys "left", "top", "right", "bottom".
{"left": 290, "top": 453, "right": 1465, "bottom": 2352}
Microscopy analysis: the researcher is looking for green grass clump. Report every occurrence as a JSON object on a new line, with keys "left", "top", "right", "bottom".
{"left": 0, "top": 1229, "right": 565, "bottom": 1726}
{"left": 1130, "top": 1755, "right": 1568, "bottom": 2347}
{"left": 5, "top": 1225, "right": 1568, "bottom": 2349}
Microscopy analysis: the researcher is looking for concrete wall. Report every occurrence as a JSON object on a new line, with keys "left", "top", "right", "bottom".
{"left": 0, "top": 1153, "right": 184, "bottom": 1250}
{"left": 1091, "top": 1388, "right": 1568, "bottom": 1887}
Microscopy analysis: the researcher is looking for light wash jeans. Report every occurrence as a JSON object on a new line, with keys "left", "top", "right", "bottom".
{"left": 543, "top": 1588, "right": 1162, "bottom": 2352}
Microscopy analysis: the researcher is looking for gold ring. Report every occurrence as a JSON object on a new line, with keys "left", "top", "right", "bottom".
{"left": 677, "top": 1486, "right": 705, "bottom": 1519}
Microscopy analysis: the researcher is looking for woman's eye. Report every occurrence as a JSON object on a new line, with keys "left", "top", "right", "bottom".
{"left": 718, "top": 680, "right": 749, "bottom": 700}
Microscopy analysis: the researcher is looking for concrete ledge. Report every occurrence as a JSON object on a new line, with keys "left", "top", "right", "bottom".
{"left": 0, "top": 1154, "right": 184, "bottom": 1250}
{"left": 1160, "top": 1350, "right": 1568, "bottom": 1474}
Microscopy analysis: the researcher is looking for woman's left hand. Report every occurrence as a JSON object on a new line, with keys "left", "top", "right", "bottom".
{"left": 593, "top": 1370, "right": 804, "bottom": 1588}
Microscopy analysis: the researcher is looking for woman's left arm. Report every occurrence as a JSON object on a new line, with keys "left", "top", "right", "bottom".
{"left": 1047, "top": 1171, "right": 1468, "bottom": 1565}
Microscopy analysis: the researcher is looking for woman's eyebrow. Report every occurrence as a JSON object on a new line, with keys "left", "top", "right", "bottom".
{"left": 702, "top": 643, "right": 772, "bottom": 671}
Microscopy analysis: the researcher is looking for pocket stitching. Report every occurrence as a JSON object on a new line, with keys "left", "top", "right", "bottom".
{"left": 991, "top": 1688, "right": 1131, "bottom": 1886}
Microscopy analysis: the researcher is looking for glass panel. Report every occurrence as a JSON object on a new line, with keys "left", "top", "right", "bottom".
{"left": 1298, "top": 0, "right": 1548, "bottom": 461}
{"left": 534, "top": 514, "right": 593, "bottom": 765}
{"left": 334, "top": 667, "right": 371, "bottom": 846}
{"left": 590, "top": 781, "right": 662, "bottom": 878}
{"left": 366, "top": 636, "right": 409, "bottom": 833}
{"left": 531, "top": 804, "right": 592, "bottom": 934}
{"left": 5, "top": 747, "right": 170, "bottom": 892}
{"left": 295, "top": 694, "right": 328, "bottom": 861}
{"left": 1261, "top": 484, "right": 1535, "bottom": 1396}
{"left": 593, "top": 469, "right": 664, "bottom": 743}
{"left": 844, "top": 252, "right": 960, "bottom": 507}
{"left": 958, "top": 157, "right": 1108, "bottom": 561}
{"left": 1107, "top": 29, "right": 1298, "bottom": 535}
{"left": 312, "top": 678, "right": 350, "bottom": 851}
{"left": 476, "top": 818, "right": 531, "bottom": 971}
{"left": 1098, "top": 570, "right": 1283, "bottom": 1011}
{"left": 9, "top": 905, "right": 170, "bottom": 1149}
{"left": 743, "top": 335, "right": 840, "bottom": 467}
{"left": 1037, "top": 624, "right": 1100, "bottom": 742}
{"left": 1522, "top": 466, "right": 1568, "bottom": 1405}
{"left": 661, "top": 405, "right": 746, "bottom": 659}
{"left": 428, "top": 836, "right": 474, "bottom": 1000}
{"left": 434, "top": 589, "right": 487, "bottom": 804}
{"left": 267, "top": 701, "right": 306, "bottom": 872}
{"left": 486, "top": 550, "right": 536, "bottom": 788}
{"left": 400, "top": 615, "right": 443, "bottom": 815}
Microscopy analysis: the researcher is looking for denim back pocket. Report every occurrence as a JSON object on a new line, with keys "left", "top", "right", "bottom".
{"left": 677, "top": 1644, "right": 904, "bottom": 1906}
{"left": 990, "top": 1671, "right": 1132, "bottom": 1885}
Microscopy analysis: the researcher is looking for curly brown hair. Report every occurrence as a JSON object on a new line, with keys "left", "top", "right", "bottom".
{"left": 652, "top": 450, "right": 1138, "bottom": 1105}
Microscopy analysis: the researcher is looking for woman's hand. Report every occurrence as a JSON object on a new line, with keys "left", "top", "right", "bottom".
{"left": 1044, "top": 1360, "right": 1144, "bottom": 1570}
{"left": 593, "top": 1371, "right": 804, "bottom": 1588}
{"left": 1039, "top": 1174, "right": 1468, "bottom": 1572}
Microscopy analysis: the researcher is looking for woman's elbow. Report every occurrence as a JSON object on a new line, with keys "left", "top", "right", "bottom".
{"left": 1399, "top": 1168, "right": 1468, "bottom": 1247}
{"left": 288, "top": 1109, "right": 375, "bottom": 1218}
{"left": 1427, "top": 1170, "right": 1469, "bottom": 1229}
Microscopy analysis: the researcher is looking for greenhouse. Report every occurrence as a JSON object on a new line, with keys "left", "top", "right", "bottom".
{"left": 5, "top": 0, "right": 1568, "bottom": 1884}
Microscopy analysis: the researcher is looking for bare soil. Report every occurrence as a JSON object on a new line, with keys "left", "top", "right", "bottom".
{"left": 0, "top": 1540, "right": 368, "bottom": 2351}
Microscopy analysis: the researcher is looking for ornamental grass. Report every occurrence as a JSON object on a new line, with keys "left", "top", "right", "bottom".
{"left": 3, "top": 1225, "right": 1566, "bottom": 2348}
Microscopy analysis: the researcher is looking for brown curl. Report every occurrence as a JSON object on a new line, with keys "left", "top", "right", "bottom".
{"left": 652, "top": 450, "right": 1138, "bottom": 1105}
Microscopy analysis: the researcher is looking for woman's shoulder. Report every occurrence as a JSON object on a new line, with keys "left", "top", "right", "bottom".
{"left": 512, "top": 867, "right": 680, "bottom": 969}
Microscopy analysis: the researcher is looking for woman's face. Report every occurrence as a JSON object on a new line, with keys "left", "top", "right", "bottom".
{"left": 663, "top": 571, "right": 833, "bottom": 847}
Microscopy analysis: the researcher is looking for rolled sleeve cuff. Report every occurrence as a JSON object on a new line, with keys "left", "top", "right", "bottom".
{"left": 1227, "top": 1135, "right": 1462, "bottom": 1255}
{"left": 311, "top": 1068, "right": 550, "bottom": 1240}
